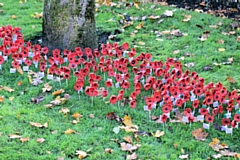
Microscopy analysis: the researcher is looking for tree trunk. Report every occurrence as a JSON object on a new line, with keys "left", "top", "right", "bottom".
{"left": 42, "top": 0, "right": 97, "bottom": 52}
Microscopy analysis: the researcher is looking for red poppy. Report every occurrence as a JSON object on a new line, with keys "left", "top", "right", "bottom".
{"left": 218, "top": 105, "right": 224, "bottom": 114}
{"left": 102, "top": 90, "right": 108, "bottom": 97}
{"left": 122, "top": 42, "right": 129, "bottom": 51}
{"left": 188, "top": 116, "right": 195, "bottom": 123}
{"left": 234, "top": 114, "right": 240, "bottom": 122}
{"left": 130, "top": 91, "right": 137, "bottom": 100}
{"left": 200, "top": 108, "right": 208, "bottom": 115}
{"left": 145, "top": 97, "right": 154, "bottom": 106}
{"left": 39, "top": 62, "right": 46, "bottom": 72}
{"left": 85, "top": 87, "right": 98, "bottom": 97}
{"left": 212, "top": 108, "right": 219, "bottom": 116}
{"left": 91, "top": 82, "right": 99, "bottom": 89}
{"left": 105, "top": 80, "right": 112, "bottom": 88}
{"left": 236, "top": 95, "right": 240, "bottom": 104}
{"left": 161, "top": 114, "right": 168, "bottom": 123}
{"left": 176, "top": 99, "right": 183, "bottom": 107}
{"left": 205, "top": 114, "right": 214, "bottom": 123}
{"left": 162, "top": 104, "right": 172, "bottom": 113}
{"left": 41, "top": 47, "right": 49, "bottom": 55}
{"left": 130, "top": 100, "right": 137, "bottom": 108}
{"left": 69, "top": 63, "right": 77, "bottom": 69}
{"left": 0, "top": 56, "right": 4, "bottom": 65}
{"left": 222, "top": 118, "right": 231, "bottom": 126}
{"left": 184, "top": 108, "right": 192, "bottom": 117}
{"left": 226, "top": 105, "right": 234, "bottom": 112}
{"left": 163, "top": 95, "right": 171, "bottom": 103}
{"left": 153, "top": 91, "right": 161, "bottom": 103}
{"left": 74, "top": 83, "right": 82, "bottom": 91}
{"left": 12, "top": 60, "right": 20, "bottom": 68}
{"left": 110, "top": 95, "right": 118, "bottom": 104}
{"left": 192, "top": 99, "right": 199, "bottom": 109}
{"left": 63, "top": 73, "right": 70, "bottom": 80}
{"left": 121, "top": 80, "right": 130, "bottom": 89}
{"left": 205, "top": 96, "right": 213, "bottom": 105}
{"left": 194, "top": 88, "right": 203, "bottom": 96}
{"left": 231, "top": 120, "right": 238, "bottom": 128}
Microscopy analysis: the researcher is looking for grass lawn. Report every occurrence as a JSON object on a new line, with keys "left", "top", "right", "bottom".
{"left": 0, "top": 0, "right": 240, "bottom": 159}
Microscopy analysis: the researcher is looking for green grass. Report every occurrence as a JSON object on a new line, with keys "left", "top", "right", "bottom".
{"left": 0, "top": 0, "right": 240, "bottom": 159}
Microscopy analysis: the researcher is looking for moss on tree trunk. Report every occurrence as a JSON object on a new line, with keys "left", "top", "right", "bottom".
{"left": 42, "top": 0, "right": 97, "bottom": 51}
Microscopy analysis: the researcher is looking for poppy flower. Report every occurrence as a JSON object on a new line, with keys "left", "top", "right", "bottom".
{"left": 226, "top": 105, "right": 234, "bottom": 112}
{"left": 205, "top": 114, "right": 214, "bottom": 123}
{"left": 234, "top": 114, "right": 240, "bottom": 122}
{"left": 12, "top": 60, "right": 20, "bottom": 68}
{"left": 0, "top": 56, "right": 4, "bottom": 65}
{"left": 130, "top": 100, "right": 137, "bottom": 108}
{"left": 102, "top": 90, "right": 108, "bottom": 97}
{"left": 163, "top": 95, "right": 171, "bottom": 103}
{"left": 85, "top": 87, "right": 98, "bottom": 97}
{"left": 212, "top": 108, "right": 219, "bottom": 116}
{"left": 200, "top": 108, "right": 208, "bottom": 115}
{"left": 105, "top": 80, "right": 112, "bottom": 88}
{"left": 63, "top": 73, "right": 70, "bottom": 80}
{"left": 162, "top": 104, "right": 172, "bottom": 113}
{"left": 231, "top": 120, "right": 238, "bottom": 128}
{"left": 222, "top": 118, "right": 231, "bottom": 126}
{"left": 130, "top": 91, "right": 137, "bottom": 100}
{"left": 110, "top": 95, "right": 118, "bottom": 104}
{"left": 74, "top": 84, "right": 82, "bottom": 91}
{"left": 176, "top": 99, "right": 183, "bottom": 107}
{"left": 184, "top": 108, "right": 192, "bottom": 117}
{"left": 41, "top": 47, "right": 49, "bottom": 55}
{"left": 205, "top": 96, "right": 213, "bottom": 105}
{"left": 194, "top": 88, "right": 203, "bottom": 96}
{"left": 145, "top": 97, "right": 154, "bottom": 106}
{"left": 39, "top": 62, "right": 46, "bottom": 72}
{"left": 218, "top": 105, "right": 224, "bottom": 114}
{"left": 161, "top": 114, "right": 168, "bottom": 123}
{"left": 69, "top": 63, "right": 77, "bottom": 69}
{"left": 188, "top": 116, "right": 195, "bottom": 123}
{"left": 192, "top": 99, "right": 199, "bottom": 109}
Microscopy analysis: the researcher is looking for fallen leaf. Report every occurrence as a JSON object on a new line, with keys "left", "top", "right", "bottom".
{"left": 217, "top": 39, "right": 224, "bottom": 44}
{"left": 57, "top": 157, "right": 64, "bottom": 160}
{"left": 52, "top": 89, "right": 65, "bottom": 96}
{"left": 36, "top": 138, "right": 45, "bottom": 143}
{"left": 20, "top": 137, "right": 30, "bottom": 143}
{"left": 3, "top": 86, "right": 14, "bottom": 92}
{"left": 212, "top": 154, "right": 222, "bottom": 159}
{"left": 127, "top": 152, "right": 137, "bottom": 160}
{"left": 113, "top": 126, "right": 120, "bottom": 134}
{"left": 105, "top": 148, "right": 113, "bottom": 154}
{"left": 89, "top": 114, "right": 94, "bottom": 118}
{"left": 179, "top": 154, "right": 188, "bottom": 159}
{"left": 227, "top": 76, "right": 236, "bottom": 83}
{"left": 184, "top": 62, "right": 195, "bottom": 68}
{"left": 11, "top": 15, "right": 17, "bottom": 19}
{"left": 182, "top": 14, "right": 191, "bottom": 22}
{"left": 138, "top": 41, "right": 145, "bottom": 45}
{"left": 75, "top": 150, "right": 87, "bottom": 160}
{"left": 148, "top": 15, "right": 160, "bottom": 19}
{"left": 192, "top": 127, "right": 208, "bottom": 141}
{"left": 72, "top": 112, "right": 83, "bottom": 119}
{"left": 0, "top": 96, "right": 4, "bottom": 102}
{"left": 123, "top": 115, "right": 133, "bottom": 126}
{"left": 59, "top": 107, "right": 70, "bottom": 114}
{"left": 0, "top": 3, "right": 3, "bottom": 6}
{"left": 135, "top": 22, "right": 143, "bottom": 30}
{"left": 119, "top": 125, "right": 138, "bottom": 133}
{"left": 163, "top": 10, "right": 173, "bottom": 17}
{"left": 218, "top": 48, "right": 225, "bottom": 52}
{"left": 120, "top": 142, "right": 141, "bottom": 152}
{"left": 17, "top": 81, "right": 22, "bottom": 86}
{"left": 64, "top": 129, "right": 76, "bottom": 134}
{"left": 106, "top": 112, "right": 117, "bottom": 120}
{"left": 173, "top": 50, "right": 180, "bottom": 54}
{"left": 17, "top": 66, "right": 23, "bottom": 75}
{"left": 30, "top": 122, "right": 48, "bottom": 128}
{"left": 42, "top": 83, "right": 52, "bottom": 92}
{"left": 9, "top": 134, "right": 21, "bottom": 139}
{"left": 123, "top": 135, "right": 133, "bottom": 143}
{"left": 152, "top": 130, "right": 164, "bottom": 138}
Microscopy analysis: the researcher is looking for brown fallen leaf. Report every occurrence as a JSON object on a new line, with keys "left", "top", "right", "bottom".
{"left": 17, "top": 81, "right": 22, "bottom": 86}
{"left": 237, "top": 36, "right": 240, "bottom": 42}
{"left": 119, "top": 125, "right": 138, "bottom": 133}
{"left": 20, "top": 137, "right": 30, "bottom": 143}
{"left": 127, "top": 152, "right": 137, "bottom": 160}
{"left": 227, "top": 76, "right": 236, "bottom": 83}
{"left": 105, "top": 148, "right": 113, "bottom": 154}
{"left": 0, "top": 96, "right": 4, "bottom": 102}
{"left": 123, "top": 135, "right": 133, "bottom": 143}
{"left": 106, "top": 112, "right": 117, "bottom": 120}
{"left": 42, "top": 83, "right": 52, "bottom": 92}
{"left": 36, "top": 138, "right": 45, "bottom": 143}
{"left": 135, "top": 22, "right": 143, "bottom": 30}
{"left": 52, "top": 89, "right": 65, "bottom": 96}
{"left": 75, "top": 150, "right": 87, "bottom": 160}
{"left": 64, "top": 129, "right": 76, "bottom": 134}
{"left": 123, "top": 115, "right": 133, "bottom": 127}
{"left": 9, "top": 134, "right": 21, "bottom": 139}
{"left": 17, "top": 66, "right": 23, "bottom": 75}
{"left": 72, "top": 112, "right": 83, "bottom": 119}
{"left": 182, "top": 14, "right": 191, "bottom": 22}
{"left": 59, "top": 107, "right": 70, "bottom": 114}
{"left": 192, "top": 127, "right": 208, "bottom": 141}
{"left": 89, "top": 114, "right": 94, "bottom": 118}
{"left": 30, "top": 122, "right": 48, "bottom": 128}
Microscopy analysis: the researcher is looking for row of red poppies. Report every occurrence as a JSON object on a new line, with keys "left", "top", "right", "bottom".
{"left": 0, "top": 25, "right": 239, "bottom": 132}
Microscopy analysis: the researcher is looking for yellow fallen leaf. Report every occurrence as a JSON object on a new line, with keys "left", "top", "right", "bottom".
{"left": 0, "top": 3, "right": 3, "bottom": 7}
{"left": 28, "top": 75, "right": 32, "bottom": 83}
{"left": 3, "top": 86, "right": 14, "bottom": 92}
{"left": 52, "top": 89, "right": 65, "bottom": 96}
{"left": 9, "top": 96, "right": 14, "bottom": 101}
{"left": 17, "top": 66, "right": 23, "bottom": 75}
{"left": 123, "top": 115, "right": 133, "bottom": 127}
{"left": 182, "top": 14, "right": 191, "bottom": 22}
{"left": 138, "top": 41, "right": 145, "bottom": 45}
{"left": 218, "top": 48, "right": 225, "bottom": 52}
{"left": 135, "top": 22, "right": 143, "bottom": 30}
{"left": 237, "top": 36, "right": 240, "bottom": 42}
{"left": 72, "top": 112, "right": 83, "bottom": 119}
{"left": 173, "top": 50, "right": 180, "bottom": 54}
{"left": 64, "top": 129, "right": 76, "bottom": 134}
{"left": 0, "top": 96, "right": 4, "bottom": 102}
{"left": 11, "top": 15, "right": 17, "bottom": 19}
{"left": 76, "top": 150, "right": 87, "bottom": 159}
{"left": 123, "top": 135, "right": 133, "bottom": 143}
{"left": 59, "top": 107, "right": 70, "bottom": 114}
{"left": 152, "top": 130, "right": 165, "bottom": 138}
{"left": 134, "top": 0, "right": 140, "bottom": 9}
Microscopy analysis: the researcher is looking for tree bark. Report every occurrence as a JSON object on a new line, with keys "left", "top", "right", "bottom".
{"left": 42, "top": 0, "right": 97, "bottom": 52}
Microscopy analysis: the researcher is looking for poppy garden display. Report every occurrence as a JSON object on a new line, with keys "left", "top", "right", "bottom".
{"left": 0, "top": 25, "right": 239, "bottom": 134}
